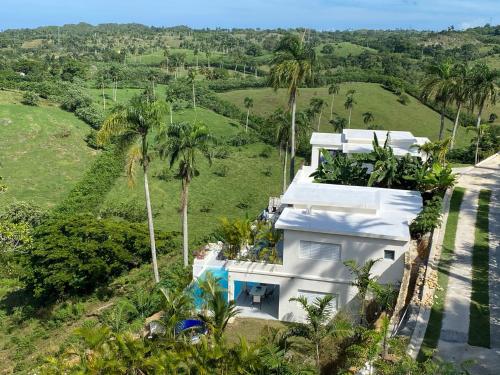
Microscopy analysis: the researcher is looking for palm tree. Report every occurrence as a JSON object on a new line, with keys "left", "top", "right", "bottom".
{"left": 344, "top": 93, "right": 356, "bottom": 128}
{"left": 187, "top": 68, "right": 197, "bottom": 109}
{"left": 269, "top": 33, "right": 315, "bottom": 182}
{"left": 288, "top": 295, "right": 353, "bottom": 369}
{"left": 98, "top": 96, "right": 166, "bottom": 283}
{"left": 362, "top": 111, "right": 374, "bottom": 126}
{"left": 343, "top": 258, "right": 380, "bottom": 324}
{"left": 198, "top": 272, "right": 240, "bottom": 341}
{"left": 243, "top": 96, "right": 254, "bottom": 133}
{"left": 309, "top": 97, "right": 326, "bottom": 131}
{"left": 329, "top": 115, "right": 347, "bottom": 133}
{"left": 449, "top": 63, "right": 470, "bottom": 149}
{"left": 328, "top": 83, "right": 340, "bottom": 120}
{"left": 157, "top": 122, "right": 213, "bottom": 267}
{"left": 468, "top": 63, "right": 498, "bottom": 164}
{"left": 421, "top": 60, "right": 455, "bottom": 140}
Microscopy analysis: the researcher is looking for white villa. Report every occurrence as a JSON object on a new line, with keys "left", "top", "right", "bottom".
{"left": 310, "top": 129, "right": 430, "bottom": 169}
{"left": 194, "top": 130, "right": 424, "bottom": 322}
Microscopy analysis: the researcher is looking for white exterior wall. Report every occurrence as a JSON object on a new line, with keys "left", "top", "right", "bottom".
{"left": 282, "top": 230, "right": 408, "bottom": 284}
{"left": 226, "top": 230, "right": 408, "bottom": 322}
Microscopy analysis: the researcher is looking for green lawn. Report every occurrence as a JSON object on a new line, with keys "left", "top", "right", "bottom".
{"left": 217, "top": 83, "right": 472, "bottom": 147}
{"left": 468, "top": 189, "right": 492, "bottom": 348}
{"left": 0, "top": 91, "right": 96, "bottom": 209}
{"left": 418, "top": 187, "right": 465, "bottom": 361}
{"left": 101, "top": 107, "right": 283, "bottom": 243}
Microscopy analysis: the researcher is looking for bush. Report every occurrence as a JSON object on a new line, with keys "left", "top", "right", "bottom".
{"left": 22, "top": 214, "right": 178, "bottom": 300}
{"left": 410, "top": 195, "right": 443, "bottom": 238}
{"left": 398, "top": 93, "right": 410, "bottom": 105}
{"left": 99, "top": 201, "right": 153, "bottom": 222}
{"left": 213, "top": 145, "right": 231, "bottom": 159}
{"left": 227, "top": 132, "right": 257, "bottom": 147}
{"left": 0, "top": 201, "right": 47, "bottom": 227}
{"left": 60, "top": 85, "right": 92, "bottom": 112}
{"left": 21, "top": 91, "right": 39, "bottom": 106}
{"left": 84, "top": 130, "right": 102, "bottom": 150}
{"left": 213, "top": 164, "right": 229, "bottom": 177}
{"left": 75, "top": 104, "right": 105, "bottom": 129}
{"left": 259, "top": 145, "right": 274, "bottom": 158}
{"left": 54, "top": 142, "right": 129, "bottom": 215}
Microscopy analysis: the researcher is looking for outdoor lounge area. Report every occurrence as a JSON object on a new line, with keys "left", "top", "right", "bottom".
{"left": 234, "top": 282, "right": 279, "bottom": 320}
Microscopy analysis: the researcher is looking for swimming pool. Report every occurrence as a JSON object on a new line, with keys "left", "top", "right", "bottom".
{"left": 190, "top": 267, "right": 228, "bottom": 310}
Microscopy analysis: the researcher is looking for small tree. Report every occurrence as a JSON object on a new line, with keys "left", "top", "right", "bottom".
{"left": 362, "top": 111, "right": 374, "bottom": 125}
{"left": 343, "top": 258, "right": 380, "bottom": 324}
{"left": 288, "top": 294, "right": 353, "bottom": 369}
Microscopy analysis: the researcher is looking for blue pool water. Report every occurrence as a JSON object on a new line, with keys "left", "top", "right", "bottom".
{"left": 191, "top": 267, "right": 228, "bottom": 310}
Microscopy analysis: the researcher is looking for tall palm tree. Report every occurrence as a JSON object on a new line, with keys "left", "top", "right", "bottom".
{"left": 344, "top": 93, "right": 356, "bottom": 128}
{"left": 157, "top": 122, "right": 213, "bottom": 267}
{"left": 288, "top": 295, "right": 353, "bottom": 369}
{"left": 421, "top": 60, "right": 455, "bottom": 140}
{"left": 272, "top": 108, "right": 311, "bottom": 192}
{"left": 309, "top": 97, "right": 326, "bottom": 131}
{"left": 328, "top": 83, "right": 340, "bottom": 120}
{"left": 269, "top": 33, "right": 315, "bottom": 182}
{"left": 243, "top": 96, "right": 254, "bottom": 133}
{"left": 187, "top": 68, "right": 197, "bottom": 109}
{"left": 343, "top": 258, "right": 380, "bottom": 324}
{"left": 362, "top": 111, "right": 374, "bottom": 126}
{"left": 468, "top": 63, "right": 498, "bottom": 164}
{"left": 449, "top": 63, "right": 470, "bottom": 149}
{"left": 98, "top": 96, "right": 166, "bottom": 283}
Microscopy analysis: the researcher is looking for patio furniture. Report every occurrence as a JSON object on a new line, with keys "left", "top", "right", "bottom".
{"left": 250, "top": 285, "right": 267, "bottom": 309}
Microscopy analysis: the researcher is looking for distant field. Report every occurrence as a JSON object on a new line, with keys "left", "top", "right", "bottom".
{"left": 0, "top": 91, "right": 96, "bottom": 209}
{"left": 128, "top": 48, "right": 225, "bottom": 66}
{"left": 217, "top": 83, "right": 473, "bottom": 147}
{"left": 101, "top": 107, "right": 284, "bottom": 243}
{"left": 316, "top": 42, "right": 376, "bottom": 57}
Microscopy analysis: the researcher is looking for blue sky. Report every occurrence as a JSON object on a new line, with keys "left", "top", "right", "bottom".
{"left": 1, "top": 0, "right": 499, "bottom": 31}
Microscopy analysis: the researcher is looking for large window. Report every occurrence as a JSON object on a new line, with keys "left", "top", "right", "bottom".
{"left": 299, "top": 241, "right": 341, "bottom": 261}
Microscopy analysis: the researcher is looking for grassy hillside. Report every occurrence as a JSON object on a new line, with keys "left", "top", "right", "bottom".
{"left": 0, "top": 91, "right": 96, "bottom": 208}
{"left": 316, "top": 42, "right": 376, "bottom": 57}
{"left": 217, "top": 82, "right": 473, "bottom": 147}
{"left": 101, "top": 107, "right": 284, "bottom": 243}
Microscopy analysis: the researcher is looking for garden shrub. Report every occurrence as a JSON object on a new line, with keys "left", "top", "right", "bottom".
{"left": 22, "top": 214, "right": 178, "bottom": 300}
{"left": 410, "top": 195, "right": 443, "bottom": 238}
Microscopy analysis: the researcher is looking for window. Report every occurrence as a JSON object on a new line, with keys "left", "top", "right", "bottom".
{"left": 384, "top": 250, "right": 395, "bottom": 260}
{"left": 299, "top": 241, "right": 341, "bottom": 261}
